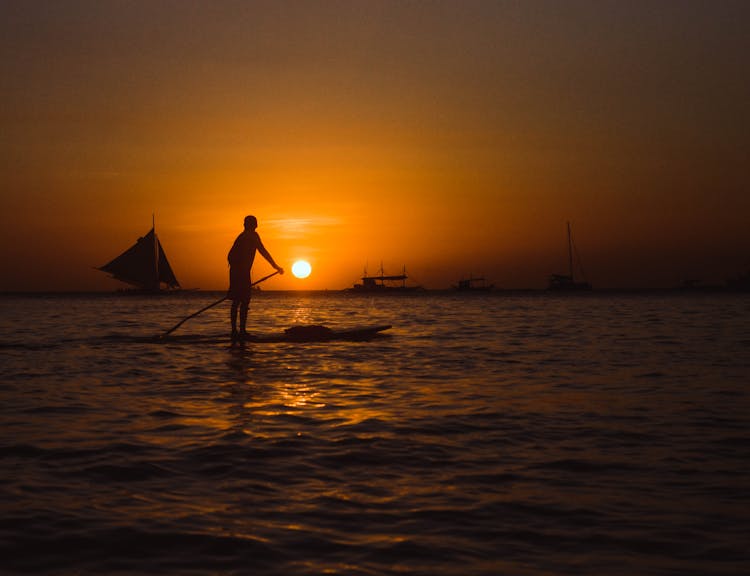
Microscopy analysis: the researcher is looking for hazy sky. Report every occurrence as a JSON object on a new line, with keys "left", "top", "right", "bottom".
{"left": 2, "top": 0, "right": 748, "bottom": 290}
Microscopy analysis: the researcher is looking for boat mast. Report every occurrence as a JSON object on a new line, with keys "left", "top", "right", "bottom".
{"left": 567, "top": 221, "right": 574, "bottom": 281}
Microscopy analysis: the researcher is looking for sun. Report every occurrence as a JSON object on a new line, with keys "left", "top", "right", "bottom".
{"left": 291, "top": 260, "right": 312, "bottom": 279}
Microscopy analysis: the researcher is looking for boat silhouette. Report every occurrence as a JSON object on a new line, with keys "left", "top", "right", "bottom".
{"left": 548, "top": 222, "right": 592, "bottom": 291}
{"left": 349, "top": 264, "right": 422, "bottom": 292}
{"left": 97, "top": 218, "right": 180, "bottom": 292}
{"left": 454, "top": 275, "right": 494, "bottom": 291}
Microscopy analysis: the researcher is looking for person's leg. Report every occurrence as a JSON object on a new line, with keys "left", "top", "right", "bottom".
{"left": 230, "top": 300, "right": 239, "bottom": 338}
{"left": 239, "top": 299, "right": 250, "bottom": 336}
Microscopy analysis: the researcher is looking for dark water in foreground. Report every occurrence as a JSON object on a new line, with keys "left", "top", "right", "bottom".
{"left": 1, "top": 292, "right": 748, "bottom": 575}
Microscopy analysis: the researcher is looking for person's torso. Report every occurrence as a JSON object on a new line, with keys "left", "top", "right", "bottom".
{"left": 228, "top": 231, "right": 259, "bottom": 269}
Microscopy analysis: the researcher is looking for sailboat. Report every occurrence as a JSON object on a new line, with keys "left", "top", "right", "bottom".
{"left": 97, "top": 220, "right": 180, "bottom": 292}
{"left": 548, "top": 222, "right": 592, "bottom": 291}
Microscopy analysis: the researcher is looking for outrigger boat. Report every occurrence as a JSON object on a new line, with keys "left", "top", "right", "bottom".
{"left": 348, "top": 264, "right": 422, "bottom": 292}
{"left": 454, "top": 275, "right": 494, "bottom": 291}
{"left": 548, "top": 222, "right": 592, "bottom": 291}
{"left": 97, "top": 218, "right": 181, "bottom": 292}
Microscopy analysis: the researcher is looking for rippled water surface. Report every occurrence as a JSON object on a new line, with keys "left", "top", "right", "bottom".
{"left": 1, "top": 292, "right": 749, "bottom": 574}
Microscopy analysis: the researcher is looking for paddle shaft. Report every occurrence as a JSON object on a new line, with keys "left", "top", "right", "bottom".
{"left": 161, "top": 270, "right": 280, "bottom": 337}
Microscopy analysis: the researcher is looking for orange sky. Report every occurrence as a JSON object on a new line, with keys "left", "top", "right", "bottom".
{"left": 1, "top": 1, "right": 748, "bottom": 291}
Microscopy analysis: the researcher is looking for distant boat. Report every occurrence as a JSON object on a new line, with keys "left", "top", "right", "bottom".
{"left": 348, "top": 264, "right": 422, "bottom": 292}
{"left": 548, "top": 222, "right": 592, "bottom": 291}
{"left": 726, "top": 271, "right": 750, "bottom": 292}
{"left": 454, "top": 275, "right": 494, "bottom": 291}
{"left": 97, "top": 220, "right": 180, "bottom": 292}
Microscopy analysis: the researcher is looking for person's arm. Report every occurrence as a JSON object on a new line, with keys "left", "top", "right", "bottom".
{"left": 256, "top": 233, "right": 284, "bottom": 274}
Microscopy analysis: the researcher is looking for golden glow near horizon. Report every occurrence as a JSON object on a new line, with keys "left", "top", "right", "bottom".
{"left": 292, "top": 260, "right": 312, "bottom": 280}
{"left": 1, "top": 3, "right": 749, "bottom": 291}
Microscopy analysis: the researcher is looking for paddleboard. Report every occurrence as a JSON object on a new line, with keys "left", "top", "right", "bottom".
{"left": 251, "top": 324, "right": 392, "bottom": 343}
{"left": 146, "top": 324, "right": 392, "bottom": 344}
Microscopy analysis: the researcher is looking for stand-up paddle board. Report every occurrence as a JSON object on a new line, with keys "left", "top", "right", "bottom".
{"left": 250, "top": 324, "right": 392, "bottom": 343}
{"left": 134, "top": 324, "right": 392, "bottom": 344}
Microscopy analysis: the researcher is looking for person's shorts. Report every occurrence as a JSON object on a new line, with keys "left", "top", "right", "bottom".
{"left": 228, "top": 268, "right": 252, "bottom": 301}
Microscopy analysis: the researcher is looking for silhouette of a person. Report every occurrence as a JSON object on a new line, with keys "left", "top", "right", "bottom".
{"left": 228, "top": 215, "right": 283, "bottom": 341}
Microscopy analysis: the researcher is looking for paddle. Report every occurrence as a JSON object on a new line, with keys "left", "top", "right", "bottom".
{"left": 160, "top": 270, "right": 280, "bottom": 337}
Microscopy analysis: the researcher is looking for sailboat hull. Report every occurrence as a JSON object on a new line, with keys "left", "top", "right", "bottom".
{"left": 548, "top": 274, "right": 592, "bottom": 291}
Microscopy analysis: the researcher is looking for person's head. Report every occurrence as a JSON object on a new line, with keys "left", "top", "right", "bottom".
{"left": 244, "top": 215, "right": 258, "bottom": 231}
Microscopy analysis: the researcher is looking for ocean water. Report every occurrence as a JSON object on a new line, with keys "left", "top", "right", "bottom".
{"left": 1, "top": 291, "right": 748, "bottom": 575}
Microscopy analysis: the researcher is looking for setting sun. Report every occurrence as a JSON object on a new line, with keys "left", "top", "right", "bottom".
{"left": 292, "top": 260, "right": 312, "bottom": 279}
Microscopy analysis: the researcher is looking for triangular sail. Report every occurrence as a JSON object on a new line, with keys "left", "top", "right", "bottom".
{"left": 156, "top": 237, "right": 179, "bottom": 288}
{"left": 98, "top": 227, "right": 180, "bottom": 290}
